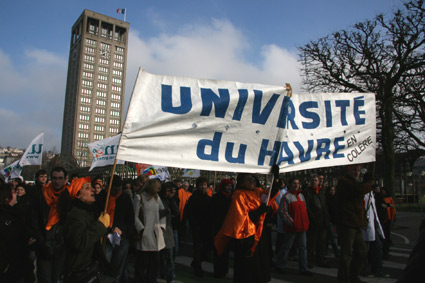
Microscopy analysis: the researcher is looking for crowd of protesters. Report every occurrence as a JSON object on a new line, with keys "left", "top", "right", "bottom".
{"left": 0, "top": 163, "right": 401, "bottom": 283}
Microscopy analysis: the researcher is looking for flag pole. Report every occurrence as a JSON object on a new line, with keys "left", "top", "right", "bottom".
{"left": 266, "top": 83, "right": 292, "bottom": 205}
{"left": 104, "top": 158, "right": 118, "bottom": 214}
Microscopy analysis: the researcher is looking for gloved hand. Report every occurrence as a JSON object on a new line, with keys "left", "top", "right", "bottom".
{"left": 248, "top": 204, "right": 269, "bottom": 223}
{"left": 98, "top": 212, "right": 110, "bottom": 228}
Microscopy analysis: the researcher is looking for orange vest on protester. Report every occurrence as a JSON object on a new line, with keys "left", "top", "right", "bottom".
{"left": 214, "top": 187, "right": 267, "bottom": 256}
{"left": 178, "top": 188, "right": 192, "bottom": 221}
{"left": 383, "top": 197, "right": 396, "bottom": 222}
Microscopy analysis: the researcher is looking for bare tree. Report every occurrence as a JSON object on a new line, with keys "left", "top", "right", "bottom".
{"left": 299, "top": 0, "right": 425, "bottom": 195}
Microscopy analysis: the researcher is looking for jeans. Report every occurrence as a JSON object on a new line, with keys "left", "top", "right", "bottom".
{"left": 172, "top": 229, "right": 179, "bottom": 258}
{"left": 275, "top": 231, "right": 308, "bottom": 272}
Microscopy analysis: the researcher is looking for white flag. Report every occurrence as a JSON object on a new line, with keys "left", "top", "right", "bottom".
{"left": 19, "top": 133, "right": 44, "bottom": 167}
{"left": 88, "top": 134, "right": 124, "bottom": 171}
{"left": 142, "top": 165, "right": 170, "bottom": 182}
{"left": 183, "top": 169, "right": 200, "bottom": 178}
{"left": 0, "top": 160, "right": 23, "bottom": 182}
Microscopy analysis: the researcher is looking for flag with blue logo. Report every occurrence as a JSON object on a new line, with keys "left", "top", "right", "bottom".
{"left": 88, "top": 134, "right": 124, "bottom": 171}
{"left": 19, "top": 133, "right": 44, "bottom": 167}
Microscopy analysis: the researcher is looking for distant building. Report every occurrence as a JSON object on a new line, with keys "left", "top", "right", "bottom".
{"left": 61, "top": 9, "right": 129, "bottom": 167}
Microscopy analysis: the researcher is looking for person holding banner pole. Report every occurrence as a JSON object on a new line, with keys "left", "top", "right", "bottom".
{"left": 336, "top": 164, "right": 373, "bottom": 283}
{"left": 214, "top": 168, "right": 279, "bottom": 283}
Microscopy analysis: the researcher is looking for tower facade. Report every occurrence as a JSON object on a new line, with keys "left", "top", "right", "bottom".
{"left": 61, "top": 10, "right": 129, "bottom": 167}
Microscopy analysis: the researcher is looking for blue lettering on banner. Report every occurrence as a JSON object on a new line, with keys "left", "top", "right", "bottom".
{"left": 258, "top": 136, "right": 346, "bottom": 166}
{"left": 299, "top": 101, "right": 320, "bottom": 129}
{"left": 252, "top": 90, "right": 280, "bottom": 125}
{"left": 353, "top": 96, "right": 366, "bottom": 125}
{"left": 200, "top": 88, "right": 230, "bottom": 118}
{"left": 160, "top": 84, "right": 368, "bottom": 130}
{"left": 161, "top": 85, "right": 192, "bottom": 114}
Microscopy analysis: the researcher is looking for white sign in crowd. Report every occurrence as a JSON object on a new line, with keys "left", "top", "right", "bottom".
{"left": 117, "top": 69, "right": 376, "bottom": 174}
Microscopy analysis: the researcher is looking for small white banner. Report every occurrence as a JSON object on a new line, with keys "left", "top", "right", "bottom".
{"left": 20, "top": 133, "right": 44, "bottom": 167}
{"left": 0, "top": 160, "right": 22, "bottom": 181}
{"left": 183, "top": 169, "right": 200, "bottom": 178}
{"left": 88, "top": 134, "right": 124, "bottom": 171}
{"left": 141, "top": 164, "right": 170, "bottom": 181}
{"left": 117, "top": 69, "right": 376, "bottom": 173}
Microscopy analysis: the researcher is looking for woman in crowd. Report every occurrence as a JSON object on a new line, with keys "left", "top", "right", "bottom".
{"left": 159, "top": 182, "right": 178, "bottom": 283}
{"left": 59, "top": 177, "right": 111, "bottom": 283}
{"left": 0, "top": 183, "right": 31, "bottom": 283}
{"left": 133, "top": 178, "right": 166, "bottom": 283}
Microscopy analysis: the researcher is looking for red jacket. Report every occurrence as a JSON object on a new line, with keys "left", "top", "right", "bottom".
{"left": 279, "top": 190, "right": 309, "bottom": 233}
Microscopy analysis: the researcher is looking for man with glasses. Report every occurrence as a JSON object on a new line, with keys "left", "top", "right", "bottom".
{"left": 30, "top": 167, "right": 68, "bottom": 283}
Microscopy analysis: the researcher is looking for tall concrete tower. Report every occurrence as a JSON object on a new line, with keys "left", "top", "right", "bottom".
{"left": 61, "top": 9, "right": 129, "bottom": 167}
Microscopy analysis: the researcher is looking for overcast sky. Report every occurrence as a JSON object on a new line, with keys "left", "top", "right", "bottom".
{"left": 0, "top": 0, "right": 402, "bottom": 151}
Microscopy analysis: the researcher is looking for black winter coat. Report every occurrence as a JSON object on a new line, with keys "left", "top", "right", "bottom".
{"left": 335, "top": 175, "right": 372, "bottom": 229}
{"left": 63, "top": 200, "right": 107, "bottom": 276}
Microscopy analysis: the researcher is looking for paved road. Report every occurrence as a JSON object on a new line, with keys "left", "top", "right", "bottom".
{"left": 167, "top": 211, "right": 424, "bottom": 283}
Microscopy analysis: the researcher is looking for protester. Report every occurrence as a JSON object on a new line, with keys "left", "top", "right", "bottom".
{"left": 274, "top": 179, "right": 287, "bottom": 256}
{"left": 303, "top": 174, "right": 330, "bottom": 268}
{"left": 93, "top": 181, "right": 103, "bottom": 195}
{"left": 326, "top": 185, "right": 339, "bottom": 258}
{"left": 159, "top": 182, "right": 178, "bottom": 283}
{"left": 185, "top": 176, "right": 212, "bottom": 276}
{"left": 215, "top": 168, "right": 279, "bottom": 283}
{"left": 133, "top": 178, "right": 166, "bottom": 283}
{"left": 336, "top": 164, "right": 373, "bottom": 283}
{"left": 177, "top": 180, "right": 192, "bottom": 245}
{"left": 27, "top": 169, "right": 48, "bottom": 197}
{"left": 122, "top": 179, "right": 133, "bottom": 198}
{"left": 59, "top": 177, "right": 111, "bottom": 283}
{"left": 362, "top": 189, "right": 388, "bottom": 278}
{"left": 275, "top": 177, "right": 312, "bottom": 276}
{"left": 30, "top": 166, "right": 69, "bottom": 283}
{"left": 0, "top": 183, "right": 32, "bottom": 282}
{"left": 210, "top": 178, "right": 233, "bottom": 278}
{"left": 11, "top": 176, "right": 24, "bottom": 189}
{"left": 168, "top": 186, "right": 180, "bottom": 259}
{"left": 105, "top": 175, "right": 134, "bottom": 282}
{"left": 381, "top": 188, "right": 396, "bottom": 259}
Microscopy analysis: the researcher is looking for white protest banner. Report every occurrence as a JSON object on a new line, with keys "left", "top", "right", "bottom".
{"left": 88, "top": 134, "right": 124, "bottom": 171}
{"left": 0, "top": 160, "right": 22, "bottom": 181}
{"left": 19, "top": 133, "right": 44, "bottom": 166}
{"left": 140, "top": 164, "right": 170, "bottom": 181}
{"left": 183, "top": 169, "right": 200, "bottom": 178}
{"left": 117, "top": 69, "right": 376, "bottom": 174}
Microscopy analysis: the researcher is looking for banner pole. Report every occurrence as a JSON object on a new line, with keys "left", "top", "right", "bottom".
{"left": 266, "top": 83, "right": 292, "bottom": 205}
{"left": 104, "top": 158, "right": 118, "bottom": 213}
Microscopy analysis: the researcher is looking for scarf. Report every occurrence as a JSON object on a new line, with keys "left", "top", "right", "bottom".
{"left": 312, "top": 186, "right": 320, "bottom": 194}
{"left": 106, "top": 191, "right": 122, "bottom": 228}
{"left": 43, "top": 184, "right": 66, "bottom": 230}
